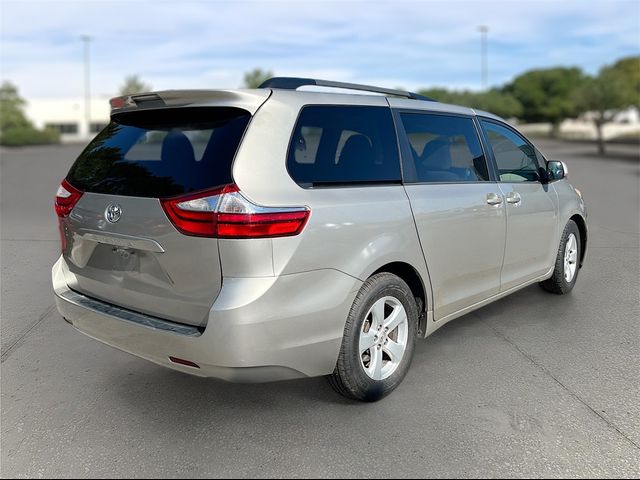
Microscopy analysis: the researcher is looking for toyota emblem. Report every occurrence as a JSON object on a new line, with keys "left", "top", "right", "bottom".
{"left": 105, "top": 204, "right": 122, "bottom": 223}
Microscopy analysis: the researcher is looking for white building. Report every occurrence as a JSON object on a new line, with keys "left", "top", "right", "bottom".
{"left": 25, "top": 97, "right": 639, "bottom": 144}
{"left": 25, "top": 97, "right": 111, "bottom": 143}
{"left": 517, "top": 107, "right": 640, "bottom": 141}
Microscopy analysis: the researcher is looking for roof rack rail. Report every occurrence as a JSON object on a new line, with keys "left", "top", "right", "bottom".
{"left": 258, "top": 77, "right": 435, "bottom": 101}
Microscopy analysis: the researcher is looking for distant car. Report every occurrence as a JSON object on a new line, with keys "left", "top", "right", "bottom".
{"left": 52, "top": 78, "right": 587, "bottom": 401}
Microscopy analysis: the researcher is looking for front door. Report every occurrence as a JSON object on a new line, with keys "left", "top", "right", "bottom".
{"left": 479, "top": 119, "right": 558, "bottom": 290}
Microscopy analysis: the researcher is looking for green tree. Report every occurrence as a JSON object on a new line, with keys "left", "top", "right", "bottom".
{"left": 119, "top": 75, "right": 152, "bottom": 96}
{"left": 418, "top": 87, "right": 522, "bottom": 119}
{"left": 470, "top": 89, "right": 523, "bottom": 119}
{"left": 608, "top": 56, "right": 640, "bottom": 109}
{"left": 418, "top": 87, "right": 464, "bottom": 105}
{"left": 0, "top": 81, "right": 59, "bottom": 146}
{"left": 575, "top": 56, "right": 640, "bottom": 154}
{"left": 508, "top": 67, "right": 586, "bottom": 137}
{"left": 0, "top": 81, "right": 31, "bottom": 131}
{"left": 243, "top": 68, "right": 273, "bottom": 89}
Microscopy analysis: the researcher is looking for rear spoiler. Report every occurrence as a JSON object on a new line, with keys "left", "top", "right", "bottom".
{"left": 109, "top": 89, "right": 271, "bottom": 117}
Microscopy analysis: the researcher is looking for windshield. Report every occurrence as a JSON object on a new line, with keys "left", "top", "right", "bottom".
{"left": 67, "top": 107, "right": 251, "bottom": 198}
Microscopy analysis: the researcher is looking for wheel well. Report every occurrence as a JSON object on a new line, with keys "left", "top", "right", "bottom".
{"left": 372, "top": 262, "right": 428, "bottom": 336}
{"left": 570, "top": 214, "right": 587, "bottom": 266}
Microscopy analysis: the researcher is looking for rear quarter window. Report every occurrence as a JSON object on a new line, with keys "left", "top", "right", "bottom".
{"left": 67, "top": 107, "right": 250, "bottom": 198}
{"left": 287, "top": 105, "right": 401, "bottom": 187}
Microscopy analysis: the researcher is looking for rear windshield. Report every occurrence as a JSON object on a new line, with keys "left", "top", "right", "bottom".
{"left": 67, "top": 107, "right": 251, "bottom": 198}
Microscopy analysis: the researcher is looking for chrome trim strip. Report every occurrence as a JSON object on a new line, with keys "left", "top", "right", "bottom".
{"left": 77, "top": 230, "right": 165, "bottom": 253}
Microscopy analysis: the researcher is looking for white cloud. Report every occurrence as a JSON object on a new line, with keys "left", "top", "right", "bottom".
{"left": 1, "top": 0, "right": 638, "bottom": 99}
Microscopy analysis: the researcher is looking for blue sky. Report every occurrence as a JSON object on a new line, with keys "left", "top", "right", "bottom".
{"left": 1, "top": 0, "right": 639, "bottom": 99}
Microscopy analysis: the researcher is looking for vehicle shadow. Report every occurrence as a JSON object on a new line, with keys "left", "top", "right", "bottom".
{"left": 412, "top": 282, "right": 582, "bottom": 362}
{"left": 109, "top": 283, "right": 578, "bottom": 416}
{"left": 109, "top": 358, "right": 355, "bottom": 413}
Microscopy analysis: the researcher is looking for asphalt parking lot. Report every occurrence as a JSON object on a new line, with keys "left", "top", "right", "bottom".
{"left": 1, "top": 139, "right": 639, "bottom": 478}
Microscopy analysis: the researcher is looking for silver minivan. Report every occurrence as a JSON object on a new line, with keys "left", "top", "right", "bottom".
{"left": 52, "top": 78, "right": 587, "bottom": 401}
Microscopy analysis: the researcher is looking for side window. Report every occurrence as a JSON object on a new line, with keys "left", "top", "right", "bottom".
{"left": 535, "top": 148, "right": 547, "bottom": 169}
{"left": 287, "top": 106, "right": 401, "bottom": 187}
{"left": 399, "top": 113, "right": 489, "bottom": 183}
{"left": 481, "top": 120, "right": 540, "bottom": 182}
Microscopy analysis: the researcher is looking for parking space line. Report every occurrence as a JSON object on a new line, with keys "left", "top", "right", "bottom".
{"left": 1, "top": 304, "right": 56, "bottom": 363}
{"left": 479, "top": 315, "right": 640, "bottom": 451}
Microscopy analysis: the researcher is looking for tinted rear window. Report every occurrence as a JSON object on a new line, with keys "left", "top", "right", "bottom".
{"left": 287, "top": 106, "right": 401, "bottom": 187}
{"left": 67, "top": 107, "right": 251, "bottom": 198}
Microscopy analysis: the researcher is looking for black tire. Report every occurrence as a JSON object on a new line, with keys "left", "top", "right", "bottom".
{"left": 328, "top": 272, "right": 418, "bottom": 402}
{"left": 540, "top": 220, "right": 581, "bottom": 294}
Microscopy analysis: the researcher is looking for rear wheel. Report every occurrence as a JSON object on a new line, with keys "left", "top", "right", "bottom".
{"left": 328, "top": 273, "right": 418, "bottom": 402}
{"left": 540, "top": 220, "right": 581, "bottom": 294}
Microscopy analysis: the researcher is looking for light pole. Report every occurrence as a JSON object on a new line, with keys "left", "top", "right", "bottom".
{"left": 478, "top": 25, "right": 489, "bottom": 90}
{"left": 80, "top": 35, "right": 92, "bottom": 138}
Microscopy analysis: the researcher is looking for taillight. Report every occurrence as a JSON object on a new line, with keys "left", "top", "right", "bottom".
{"left": 55, "top": 180, "right": 83, "bottom": 218}
{"left": 160, "top": 184, "right": 310, "bottom": 239}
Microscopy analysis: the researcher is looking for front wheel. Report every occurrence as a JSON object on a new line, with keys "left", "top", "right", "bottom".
{"left": 328, "top": 273, "right": 418, "bottom": 402}
{"left": 540, "top": 220, "right": 581, "bottom": 294}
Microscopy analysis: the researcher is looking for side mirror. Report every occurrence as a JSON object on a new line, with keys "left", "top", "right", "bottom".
{"left": 547, "top": 160, "right": 567, "bottom": 181}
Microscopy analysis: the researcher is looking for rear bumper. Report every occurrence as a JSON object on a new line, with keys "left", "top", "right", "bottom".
{"left": 52, "top": 256, "right": 361, "bottom": 382}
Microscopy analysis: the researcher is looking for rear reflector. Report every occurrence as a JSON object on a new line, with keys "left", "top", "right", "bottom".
{"left": 169, "top": 356, "right": 200, "bottom": 369}
{"left": 161, "top": 184, "right": 310, "bottom": 239}
{"left": 55, "top": 179, "right": 83, "bottom": 218}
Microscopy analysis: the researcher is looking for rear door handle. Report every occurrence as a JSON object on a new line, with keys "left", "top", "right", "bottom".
{"left": 486, "top": 192, "right": 503, "bottom": 206}
{"left": 506, "top": 192, "right": 522, "bottom": 205}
